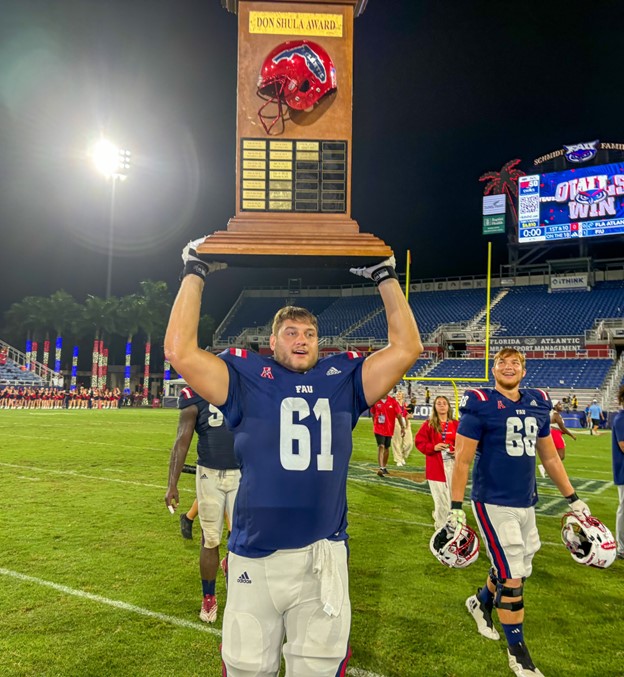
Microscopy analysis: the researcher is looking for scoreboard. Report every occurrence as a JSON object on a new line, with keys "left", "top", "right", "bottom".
{"left": 518, "top": 162, "right": 624, "bottom": 243}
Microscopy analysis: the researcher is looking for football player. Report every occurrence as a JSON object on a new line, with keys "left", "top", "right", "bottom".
{"left": 613, "top": 385, "right": 624, "bottom": 560}
{"left": 165, "top": 240, "right": 422, "bottom": 677}
{"left": 164, "top": 386, "right": 240, "bottom": 624}
{"left": 449, "top": 348, "right": 591, "bottom": 677}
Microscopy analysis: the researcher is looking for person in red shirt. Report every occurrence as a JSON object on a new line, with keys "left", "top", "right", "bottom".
{"left": 371, "top": 393, "right": 405, "bottom": 477}
{"left": 391, "top": 390, "right": 413, "bottom": 467}
{"left": 414, "top": 395, "right": 458, "bottom": 529}
{"left": 538, "top": 400, "right": 577, "bottom": 477}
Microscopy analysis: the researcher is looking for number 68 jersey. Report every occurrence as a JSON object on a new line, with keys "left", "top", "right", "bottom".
{"left": 218, "top": 348, "right": 369, "bottom": 558}
{"left": 457, "top": 387, "right": 552, "bottom": 508}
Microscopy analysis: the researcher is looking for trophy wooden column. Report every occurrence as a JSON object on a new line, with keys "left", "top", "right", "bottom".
{"left": 198, "top": 0, "right": 392, "bottom": 265}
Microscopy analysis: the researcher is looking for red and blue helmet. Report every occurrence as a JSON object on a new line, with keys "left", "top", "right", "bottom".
{"left": 257, "top": 40, "right": 337, "bottom": 134}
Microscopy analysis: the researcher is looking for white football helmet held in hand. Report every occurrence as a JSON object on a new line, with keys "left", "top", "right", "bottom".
{"left": 561, "top": 512, "right": 616, "bottom": 569}
{"left": 430, "top": 523, "right": 480, "bottom": 568}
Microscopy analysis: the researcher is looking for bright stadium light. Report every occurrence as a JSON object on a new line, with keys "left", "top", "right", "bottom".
{"left": 89, "top": 137, "right": 132, "bottom": 298}
{"left": 91, "top": 138, "right": 131, "bottom": 180}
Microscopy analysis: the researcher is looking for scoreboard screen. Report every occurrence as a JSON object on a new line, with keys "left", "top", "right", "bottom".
{"left": 517, "top": 162, "right": 624, "bottom": 243}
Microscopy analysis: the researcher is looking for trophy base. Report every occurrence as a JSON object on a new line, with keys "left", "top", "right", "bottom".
{"left": 195, "top": 216, "right": 393, "bottom": 268}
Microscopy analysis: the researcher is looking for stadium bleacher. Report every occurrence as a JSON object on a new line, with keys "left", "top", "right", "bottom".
{"left": 0, "top": 359, "right": 45, "bottom": 387}
{"left": 212, "top": 276, "right": 623, "bottom": 405}
{"left": 491, "top": 281, "right": 624, "bottom": 336}
{"left": 317, "top": 296, "right": 384, "bottom": 337}
{"left": 419, "top": 358, "right": 612, "bottom": 389}
{"left": 218, "top": 295, "right": 337, "bottom": 341}
{"left": 217, "top": 287, "right": 497, "bottom": 344}
{"left": 337, "top": 288, "right": 488, "bottom": 341}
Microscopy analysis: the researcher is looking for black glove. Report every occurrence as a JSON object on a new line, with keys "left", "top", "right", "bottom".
{"left": 349, "top": 256, "right": 398, "bottom": 285}
{"left": 180, "top": 237, "right": 227, "bottom": 281}
{"left": 567, "top": 493, "right": 590, "bottom": 519}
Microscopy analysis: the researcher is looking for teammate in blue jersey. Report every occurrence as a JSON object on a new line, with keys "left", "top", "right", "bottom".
{"left": 449, "top": 347, "right": 592, "bottom": 677}
{"left": 165, "top": 239, "right": 422, "bottom": 677}
{"left": 164, "top": 386, "right": 240, "bottom": 625}
{"left": 612, "top": 385, "right": 624, "bottom": 560}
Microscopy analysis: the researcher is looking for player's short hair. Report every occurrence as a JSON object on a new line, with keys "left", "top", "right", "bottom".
{"left": 492, "top": 347, "right": 526, "bottom": 370}
{"left": 618, "top": 385, "right": 624, "bottom": 405}
{"left": 271, "top": 306, "right": 318, "bottom": 336}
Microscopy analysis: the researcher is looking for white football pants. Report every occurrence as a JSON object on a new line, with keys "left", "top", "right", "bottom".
{"left": 222, "top": 539, "right": 351, "bottom": 677}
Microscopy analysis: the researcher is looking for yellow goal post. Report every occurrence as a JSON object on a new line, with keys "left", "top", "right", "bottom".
{"left": 403, "top": 242, "right": 493, "bottom": 417}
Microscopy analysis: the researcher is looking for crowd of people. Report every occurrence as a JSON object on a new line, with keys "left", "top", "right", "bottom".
{"left": 0, "top": 385, "right": 144, "bottom": 409}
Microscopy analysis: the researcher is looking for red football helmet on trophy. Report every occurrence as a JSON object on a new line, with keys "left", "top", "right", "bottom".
{"left": 257, "top": 40, "right": 337, "bottom": 134}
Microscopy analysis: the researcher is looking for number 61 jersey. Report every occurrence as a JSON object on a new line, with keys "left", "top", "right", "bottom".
{"left": 457, "top": 387, "right": 552, "bottom": 508}
{"left": 218, "top": 348, "right": 369, "bottom": 558}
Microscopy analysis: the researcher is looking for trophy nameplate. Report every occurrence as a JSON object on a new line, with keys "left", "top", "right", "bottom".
{"left": 199, "top": 0, "right": 392, "bottom": 266}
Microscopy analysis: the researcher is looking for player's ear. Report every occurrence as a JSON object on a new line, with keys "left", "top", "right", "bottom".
{"left": 269, "top": 334, "right": 276, "bottom": 351}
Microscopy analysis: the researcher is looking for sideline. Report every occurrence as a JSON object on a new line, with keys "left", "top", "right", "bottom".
{"left": 0, "top": 568, "right": 387, "bottom": 677}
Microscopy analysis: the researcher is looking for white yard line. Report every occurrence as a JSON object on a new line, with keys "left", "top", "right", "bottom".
{"left": 2, "top": 433, "right": 164, "bottom": 452}
{"left": 575, "top": 469, "right": 612, "bottom": 475}
{"left": 0, "top": 567, "right": 220, "bottom": 636}
{"left": 594, "top": 481, "right": 614, "bottom": 494}
{"left": 537, "top": 497, "right": 565, "bottom": 514}
{"left": 0, "top": 462, "right": 194, "bottom": 494}
{"left": 0, "top": 568, "right": 387, "bottom": 677}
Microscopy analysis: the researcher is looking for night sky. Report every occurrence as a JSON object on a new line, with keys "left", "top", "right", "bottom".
{"left": 1, "top": 0, "right": 623, "bottom": 324}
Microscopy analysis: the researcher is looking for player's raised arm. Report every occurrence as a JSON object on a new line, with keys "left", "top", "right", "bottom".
{"left": 164, "top": 238, "right": 229, "bottom": 406}
{"left": 350, "top": 257, "right": 422, "bottom": 405}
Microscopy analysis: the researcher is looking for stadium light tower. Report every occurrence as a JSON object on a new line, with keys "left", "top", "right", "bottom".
{"left": 90, "top": 138, "right": 131, "bottom": 299}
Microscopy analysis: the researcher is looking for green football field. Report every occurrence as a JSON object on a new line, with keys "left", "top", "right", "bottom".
{"left": 1, "top": 409, "right": 622, "bottom": 677}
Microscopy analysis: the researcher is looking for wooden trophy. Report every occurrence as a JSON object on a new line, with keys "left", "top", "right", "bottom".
{"left": 198, "top": 0, "right": 392, "bottom": 266}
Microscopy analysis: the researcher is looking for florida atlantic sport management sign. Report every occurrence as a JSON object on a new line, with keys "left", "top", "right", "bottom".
{"left": 490, "top": 336, "right": 585, "bottom": 352}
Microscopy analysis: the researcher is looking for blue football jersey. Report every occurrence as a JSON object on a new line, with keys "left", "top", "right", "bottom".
{"left": 217, "top": 348, "right": 368, "bottom": 557}
{"left": 612, "top": 410, "right": 624, "bottom": 485}
{"left": 457, "top": 387, "right": 552, "bottom": 508}
{"left": 178, "top": 387, "right": 238, "bottom": 470}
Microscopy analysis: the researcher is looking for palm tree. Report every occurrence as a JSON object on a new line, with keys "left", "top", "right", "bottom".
{"left": 4, "top": 296, "right": 49, "bottom": 370}
{"left": 47, "top": 291, "right": 81, "bottom": 376}
{"left": 116, "top": 294, "right": 143, "bottom": 394}
{"left": 83, "top": 295, "right": 119, "bottom": 389}
{"left": 4, "top": 300, "right": 35, "bottom": 363}
{"left": 136, "top": 280, "right": 172, "bottom": 405}
{"left": 66, "top": 305, "right": 92, "bottom": 391}
{"left": 479, "top": 158, "right": 525, "bottom": 224}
